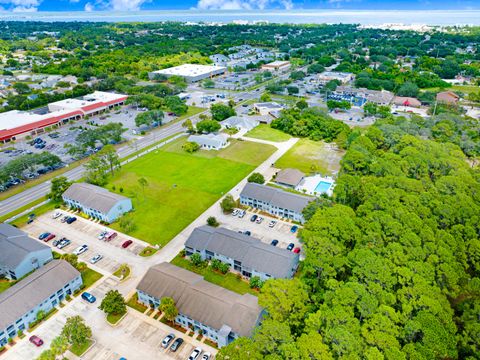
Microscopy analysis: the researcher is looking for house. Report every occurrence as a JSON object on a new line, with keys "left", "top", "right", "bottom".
{"left": 240, "top": 183, "right": 314, "bottom": 223}
{"left": 221, "top": 116, "right": 259, "bottom": 131}
{"left": 185, "top": 226, "right": 299, "bottom": 280}
{"left": 318, "top": 71, "right": 354, "bottom": 84}
{"left": 137, "top": 262, "right": 263, "bottom": 348}
{"left": 393, "top": 96, "right": 422, "bottom": 108}
{"left": 0, "top": 223, "right": 53, "bottom": 280}
{"left": 436, "top": 91, "right": 460, "bottom": 105}
{"left": 187, "top": 133, "right": 229, "bottom": 150}
{"left": 261, "top": 61, "right": 291, "bottom": 72}
{"left": 274, "top": 168, "right": 305, "bottom": 188}
{"left": 253, "top": 102, "right": 284, "bottom": 116}
{"left": 209, "top": 54, "right": 229, "bottom": 66}
{"left": 62, "top": 182, "right": 132, "bottom": 223}
{"left": 0, "top": 260, "right": 82, "bottom": 346}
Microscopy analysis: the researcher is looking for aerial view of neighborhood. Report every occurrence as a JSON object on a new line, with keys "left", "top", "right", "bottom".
{"left": 0, "top": 0, "right": 479, "bottom": 359}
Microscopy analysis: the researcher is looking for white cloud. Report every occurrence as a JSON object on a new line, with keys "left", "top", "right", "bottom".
{"left": 84, "top": 2, "right": 93, "bottom": 11}
{"left": 109, "top": 0, "right": 148, "bottom": 11}
{"left": 0, "top": 0, "right": 41, "bottom": 11}
{"left": 196, "top": 0, "right": 293, "bottom": 10}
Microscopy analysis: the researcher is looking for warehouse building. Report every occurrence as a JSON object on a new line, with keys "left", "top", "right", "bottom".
{"left": 148, "top": 64, "right": 227, "bottom": 83}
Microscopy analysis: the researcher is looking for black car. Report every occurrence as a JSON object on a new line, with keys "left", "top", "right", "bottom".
{"left": 170, "top": 338, "right": 184, "bottom": 352}
{"left": 66, "top": 216, "right": 77, "bottom": 224}
{"left": 287, "top": 243, "right": 295, "bottom": 251}
{"left": 244, "top": 231, "right": 251, "bottom": 236}
{"left": 250, "top": 214, "right": 258, "bottom": 222}
{"left": 271, "top": 239, "right": 279, "bottom": 246}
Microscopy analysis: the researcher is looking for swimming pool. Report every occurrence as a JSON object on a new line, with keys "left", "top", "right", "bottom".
{"left": 314, "top": 181, "right": 333, "bottom": 194}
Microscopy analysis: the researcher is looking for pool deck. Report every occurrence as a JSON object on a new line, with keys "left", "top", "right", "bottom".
{"left": 296, "top": 174, "right": 335, "bottom": 197}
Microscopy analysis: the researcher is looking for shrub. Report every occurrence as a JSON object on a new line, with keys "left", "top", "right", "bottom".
{"left": 190, "top": 253, "right": 204, "bottom": 267}
{"left": 220, "top": 194, "right": 236, "bottom": 214}
{"left": 219, "top": 262, "right": 230, "bottom": 274}
{"left": 182, "top": 141, "right": 200, "bottom": 153}
{"left": 210, "top": 258, "right": 222, "bottom": 271}
{"left": 249, "top": 276, "right": 264, "bottom": 289}
{"left": 207, "top": 216, "right": 219, "bottom": 227}
{"left": 247, "top": 172, "right": 265, "bottom": 184}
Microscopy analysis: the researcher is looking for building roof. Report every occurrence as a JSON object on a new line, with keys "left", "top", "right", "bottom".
{"left": 393, "top": 96, "right": 421, "bottom": 107}
{"left": 318, "top": 71, "right": 353, "bottom": 80}
{"left": 0, "top": 260, "right": 80, "bottom": 330}
{"left": 262, "top": 60, "right": 290, "bottom": 68}
{"left": 253, "top": 102, "right": 283, "bottom": 110}
{"left": 186, "top": 226, "right": 299, "bottom": 279}
{"left": 240, "top": 182, "right": 314, "bottom": 213}
{"left": 437, "top": 91, "right": 460, "bottom": 102}
{"left": 137, "top": 262, "right": 262, "bottom": 337}
{"left": 62, "top": 182, "right": 130, "bottom": 214}
{"left": 188, "top": 133, "right": 228, "bottom": 148}
{"left": 0, "top": 223, "right": 51, "bottom": 269}
{"left": 150, "top": 64, "right": 226, "bottom": 78}
{"left": 275, "top": 168, "right": 305, "bottom": 187}
{"left": 221, "top": 116, "right": 259, "bottom": 130}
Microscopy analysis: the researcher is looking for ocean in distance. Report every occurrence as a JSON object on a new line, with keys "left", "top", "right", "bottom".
{"left": 0, "top": 10, "right": 479, "bottom": 25}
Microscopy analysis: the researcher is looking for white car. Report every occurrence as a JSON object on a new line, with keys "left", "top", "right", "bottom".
{"left": 238, "top": 210, "right": 246, "bottom": 218}
{"left": 52, "top": 211, "right": 62, "bottom": 219}
{"left": 232, "top": 209, "right": 239, "bottom": 216}
{"left": 268, "top": 220, "right": 277, "bottom": 228}
{"left": 202, "top": 353, "right": 211, "bottom": 360}
{"left": 98, "top": 231, "right": 107, "bottom": 240}
{"left": 161, "top": 333, "right": 175, "bottom": 348}
{"left": 73, "top": 245, "right": 88, "bottom": 256}
{"left": 90, "top": 254, "right": 103, "bottom": 264}
{"left": 188, "top": 347, "right": 202, "bottom": 360}
{"left": 256, "top": 216, "right": 263, "bottom": 224}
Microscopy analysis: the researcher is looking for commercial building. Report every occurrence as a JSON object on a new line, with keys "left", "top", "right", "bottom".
{"left": 253, "top": 102, "right": 284, "bottom": 116}
{"left": 148, "top": 64, "right": 227, "bottom": 83}
{"left": 334, "top": 86, "right": 394, "bottom": 106}
{"left": 436, "top": 91, "right": 460, "bottom": 105}
{"left": 318, "top": 71, "right": 354, "bottom": 84}
{"left": 240, "top": 183, "right": 314, "bottom": 223}
{"left": 137, "top": 262, "right": 263, "bottom": 347}
{"left": 0, "top": 260, "right": 82, "bottom": 346}
{"left": 221, "top": 116, "right": 259, "bottom": 131}
{"left": 0, "top": 223, "right": 53, "bottom": 280}
{"left": 185, "top": 226, "right": 299, "bottom": 280}
{"left": 393, "top": 96, "right": 422, "bottom": 108}
{"left": 0, "top": 91, "right": 128, "bottom": 143}
{"left": 261, "top": 60, "right": 291, "bottom": 72}
{"left": 187, "top": 133, "right": 229, "bottom": 150}
{"left": 274, "top": 168, "right": 305, "bottom": 189}
{"left": 62, "top": 182, "right": 132, "bottom": 223}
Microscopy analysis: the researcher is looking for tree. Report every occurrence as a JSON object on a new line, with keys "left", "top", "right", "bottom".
{"left": 50, "top": 335, "right": 69, "bottom": 359}
{"left": 249, "top": 276, "right": 264, "bottom": 289}
{"left": 296, "top": 99, "right": 308, "bottom": 110}
{"left": 210, "top": 103, "right": 236, "bottom": 121}
{"left": 99, "top": 145, "right": 120, "bottom": 175}
{"left": 182, "top": 141, "right": 200, "bottom": 153}
{"left": 397, "top": 81, "right": 419, "bottom": 97}
{"left": 287, "top": 86, "right": 299, "bottom": 95}
{"left": 138, "top": 177, "right": 148, "bottom": 201}
{"left": 207, "top": 216, "right": 219, "bottom": 227}
{"left": 99, "top": 290, "right": 126, "bottom": 316}
{"left": 196, "top": 119, "right": 221, "bottom": 133}
{"left": 190, "top": 253, "right": 204, "bottom": 266}
{"left": 363, "top": 102, "right": 378, "bottom": 116}
{"left": 307, "top": 63, "right": 325, "bottom": 74}
{"left": 135, "top": 110, "right": 164, "bottom": 128}
{"left": 165, "top": 95, "right": 188, "bottom": 115}
{"left": 84, "top": 154, "right": 109, "bottom": 186}
{"left": 182, "top": 119, "right": 195, "bottom": 133}
{"left": 220, "top": 194, "right": 236, "bottom": 213}
{"left": 217, "top": 337, "right": 262, "bottom": 360}
{"left": 247, "top": 172, "right": 265, "bottom": 184}
{"left": 61, "top": 316, "right": 92, "bottom": 348}
{"left": 13, "top": 82, "right": 30, "bottom": 94}
{"left": 260, "top": 92, "right": 272, "bottom": 102}
{"left": 36, "top": 350, "right": 55, "bottom": 360}
{"left": 48, "top": 176, "right": 72, "bottom": 203}
{"left": 60, "top": 253, "right": 79, "bottom": 270}
{"left": 160, "top": 297, "right": 178, "bottom": 323}
{"left": 36, "top": 310, "right": 46, "bottom": 322}
{"left": 202, "top": 79, "right": 215, "bottom": 88}
{"left": 327, "top": 100, "right": 351, "bottom": 111}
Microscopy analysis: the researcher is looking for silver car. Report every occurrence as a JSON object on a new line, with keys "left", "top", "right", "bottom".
{"left": 90, "top": 254, "right": 103, "bottom": 264}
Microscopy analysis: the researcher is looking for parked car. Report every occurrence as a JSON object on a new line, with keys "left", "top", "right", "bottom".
{"left": 244, "top": 230, "right": 251, "bottom": 236}
{"left": 98, "top": 230, "right": 107, "bottom": 240}
{"left": 268, "top": 220, "right": 277, "bottom": 228}
{"left": 238, "top": 210, "right": 246, "bottom": 218}
{"left": 44, "top": 233, "right": 56, "bottom": 242}
{"left": 61, "top": 215, "right": 70, "bottom": 223}
{"left": 232, "top": 209, "right": 239, "bottom": 216}
{"left": 170, "top": 338, "right": 184, "bottom": 352}
{"left": 38, "top": 232, "right": 50, "bottom": 240}
{"left": 73, "top": 244, "right": 88, "bottom": 255}
{"left": 29, "top": 335, "right": 44, "bottom": 347}
{"left": 90, "top": 254, "right": 103, "bottom": 264}
{"left": 286, "top": 243, "right": 295, "bottom": 251}
{"left": 290, "top": 225, "right": 298, "bottom": 233}
{"left": 66, "top": 216, "right": 77, "bottom": 224}
{"left": 52, "top": 211, "right": 62, "bottom": 219}
{"left": 104, "top": 231, "right": 117, "bottom": 241}
{"left": 255, "top": 216, "right": 263, "bottom": 224}
{"left": 202, "top": 353, "right": 211, "bottom": 360}
{"left": 122, "top": 240, "right": 133, "bottom": 248}
{"left": 52, "top": 239, "right": 60, "bottom": 247}
{"left": 250, "top": 214, "right": 258, "bottom": 222}
{"left": 293, "top": 247, "right": 301, "bottom": 254}
{"left": 188, "top": 347, "right": 202, "bottom": 360}
{"left": 161, "top": 333, "right": 175, "bottom": 348}
{"left": 81, "top": 292, "right": 96, "bottom": 303}
{"left": 271, "top": 239, "right": 279, "bottom": 246}
{"left": 57, "top": 239, "right": 71, "bottom": 249}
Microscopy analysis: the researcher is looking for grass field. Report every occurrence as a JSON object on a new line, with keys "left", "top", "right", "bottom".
{"left": 171, "top": 254, "right": 258, "bottom": 296}
{"left": 245, "top": 124, "right": 292, "bottom": 142}
{"left": 0, "top": 280, "right": 12, "bottom": 294}
{"left": 70, "top": 340, "right": 92, "bottom": 356}
{"left": 109, "top": 138, "right": 276, "bottom": 246}
{"left": 81, "top": 268, "right": 103, "bottom": 290}
{"left": 422, "top": 85, "right": 479, "bottom": 95}
{"left": 275, "top": 138, "right": 345, "bottom": 175}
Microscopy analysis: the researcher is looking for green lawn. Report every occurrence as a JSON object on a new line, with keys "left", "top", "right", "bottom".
{"left": 70, "top": 340, "right": 92, "bottom": 357}
{"left": 107, "top": 311, "right": 126, "bottom": 325}
{"left": 422, "top": 85, "right": 479, "bottom": 95}
{"left": 81, "top": 268, "right": 103, "bottom": 290}
{"left": 171, "top": 254, "right": 258, "bottom": 296}
{"left": 108, "top": 138, "right": 276, "bottom": 246}
{"left": 0, "top": 280, "right": 12, "bottom": 294}
{"left": 275, "top": 138, "right": 345, "bottom": 175}
{"left": 245, "top": 124, "right": 292, "bottom": 142}
{"left": 127, "top": 293, "right": 148, "bottom": 313}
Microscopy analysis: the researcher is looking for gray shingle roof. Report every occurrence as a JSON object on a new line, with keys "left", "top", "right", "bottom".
{"left": 0, "top": 223, "right": 50, "bottom": 269}
{"left": 240, "top": 183, "right": 314, "bottom": 213}
{"left": 186, "top": 226, "right": 299, "bottom": 279}
{"left": 0, "top": 260, "right": 80, "bottom": 330}
{"left": 187, "top": 133, "right": 228, "bottom": 148}
{"left": 221, "top": 116, "right": 259, "bottom": 130}
{"left": 137, "top": 262, "right": 262, "bottom": 337}
{"left": 62, "top": 182, "right": 129, "bottom": 214}
{"left": 275, "top": 168, "right": 305, "bottom": 187}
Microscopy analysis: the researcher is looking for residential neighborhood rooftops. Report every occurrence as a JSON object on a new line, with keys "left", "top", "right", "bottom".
{"left": 253, "top": 102, "right": 283, "bottom": 110}
{"left": 137, "top": 262, "right": 262, "bottom": 337}
{"left": 436, "top": 91, "right": 460, "bottom": 104}
{"left": 62, "top": 182, "right": 130, "bottom": 214}
{"left": 0, "top": 260, "right": 80, "bottom": 331}
{"left": 221, "top": 116, "right": 259, "bottom": 130}
{"left": 0, "top": 223, "right": 50, "bottom": 269}
{"left": 274, "top": 168, "right": 305, "bottom": 187}
{"left": 393, "top": 96, "right": 422, "bottom": 107}
{"left": 240, "top": 182, "right": 314, "bottom": 213}
{"left": 185, "top": 226, "right": 299, "bottom": 279}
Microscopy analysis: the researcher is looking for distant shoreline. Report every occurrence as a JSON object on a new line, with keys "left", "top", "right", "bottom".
{"left": 0, "top": 10, "right": 479, "bottom": 25}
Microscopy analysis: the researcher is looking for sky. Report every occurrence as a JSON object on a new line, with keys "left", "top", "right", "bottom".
{"left": 0, "top": 0, "right": 478, "bottom": 13}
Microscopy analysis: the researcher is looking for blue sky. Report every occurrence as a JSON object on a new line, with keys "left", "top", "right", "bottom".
{"left": 0, "top": 0, "right": 478, "bottom": 13}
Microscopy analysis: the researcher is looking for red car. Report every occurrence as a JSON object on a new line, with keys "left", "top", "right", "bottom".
{"left": 29, "top": 335, "right": 44, "bottom": 347}
{"left": 293, "top": 247, "right": 301, "bottom": 254}
{"left": 122, "top": 240, "right": 133, "bottom": 248}
{"left": 44, "top": 233, "right": 56, "bottom": 242}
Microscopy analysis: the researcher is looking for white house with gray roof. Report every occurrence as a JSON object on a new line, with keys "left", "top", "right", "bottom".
{"left": 221, "top": 116, "right": 259, "bottom": 131}
{"left": 185, "top": 226, "right": 299, "bottom": 280}
{"left": 240, "top": 183, "right": 314, "bottom": 223}
{"left": 62, "top": 182, "right": 132, "bottom": 223}
{"left": 0, "top": 260, "right": 82, "bottom": 346}
{"left": 0, "top": 223, "right": 52, "bottom": 280}
{"left": 137, "top": 262, "right": 263, "bottom": 348}
{"left": 187, "top": 133, "right": 229, "bottom": 150}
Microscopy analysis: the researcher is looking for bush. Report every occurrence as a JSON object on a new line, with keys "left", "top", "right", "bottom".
{"left": 220, "top": 194, "right": 236, "bottom": 214}
{"left": 190, "top": 253, "right": 204, "bottom": 267}
{"left": 207, "top": 216, "right": 219, "bottom": 227}
{"left": 119, "top": 214, "right": 136, "bottom": 233}
{"left": 247, "top": 172, "right": 265, "bottom": 184}
{"left": 249, "top": 276, "right": 264, "bottom": 289}
{"left": 219, "top": 262, "right": 230, "bottom": 274}
{"left": 182, "top": 141, "right": 200, "bottom": 153}
{"left": 210, "top": 258, "right": 222, "bottom": 271}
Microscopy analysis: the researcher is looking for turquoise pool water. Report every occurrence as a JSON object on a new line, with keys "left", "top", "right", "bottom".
{"left": 314, "top": 181, "right": 332, "bottom": 194}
